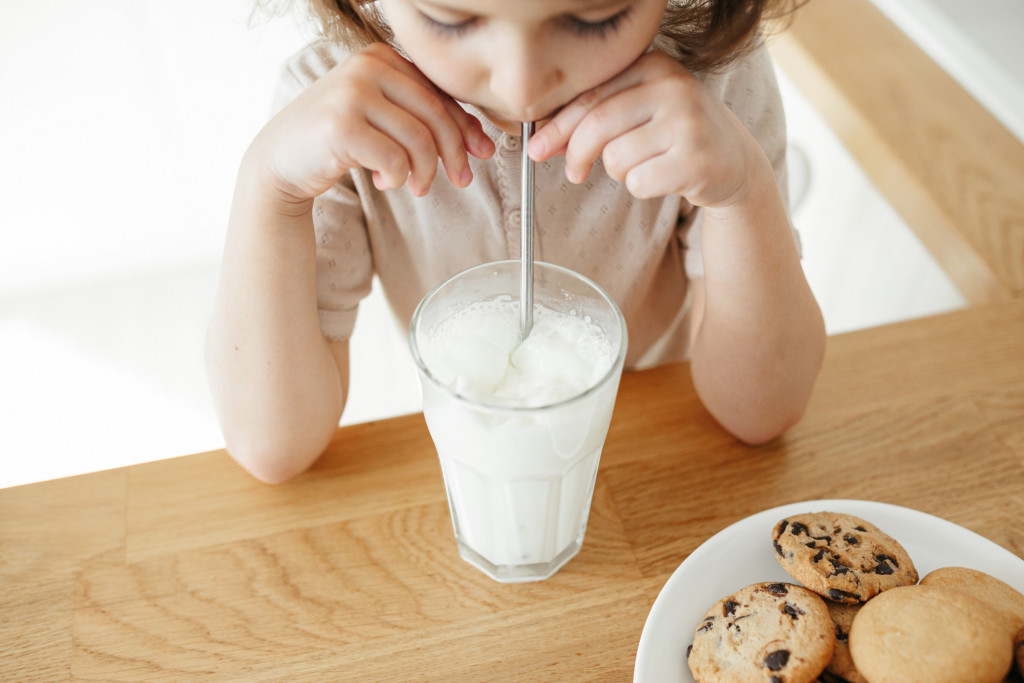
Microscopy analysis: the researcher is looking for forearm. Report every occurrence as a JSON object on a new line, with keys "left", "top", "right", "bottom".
{"left": 206, "top": 151, "right": 346, "bottom": 482}
{"left": 689, "top": 157, "right": 826, "bottom": 444}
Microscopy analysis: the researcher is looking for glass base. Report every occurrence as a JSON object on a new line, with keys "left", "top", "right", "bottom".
{"left": 455, "top": 534, "right": 585, "bottom": 583}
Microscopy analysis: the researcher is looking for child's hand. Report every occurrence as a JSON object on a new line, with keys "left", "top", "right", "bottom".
{"left": 528, "top": 51, "right": 763, "bottom": 208}
{"left": 249, "top": 43, "right": 495, "bottom": 203}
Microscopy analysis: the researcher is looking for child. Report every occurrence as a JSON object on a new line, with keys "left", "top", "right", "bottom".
{"left": 206, "top": 0, "right": 826, "bottom": 483}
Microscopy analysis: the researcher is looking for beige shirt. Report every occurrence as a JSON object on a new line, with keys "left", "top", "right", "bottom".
{"left": 272, "top": 39, "right": 792, "bottom": 369}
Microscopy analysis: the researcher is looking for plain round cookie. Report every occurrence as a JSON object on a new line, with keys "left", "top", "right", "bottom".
{"left": 771, "top": 511, "right": 918, "bottom": 603}
{"left": 687, "top": 582, "right": 835, "bottom": 683}
{"left": 920, "top": 566, "right": 1024, "bottom": 637}
{"left": 824, "top": 600, "right": 867, "bottom": 683}
{"left": 848, "top": 584, "right": 1013, "bottom": 683}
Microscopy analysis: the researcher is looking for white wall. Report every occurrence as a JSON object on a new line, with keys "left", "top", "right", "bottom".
{"left": 1, "top": 1, "right": 313, "bottom": 294}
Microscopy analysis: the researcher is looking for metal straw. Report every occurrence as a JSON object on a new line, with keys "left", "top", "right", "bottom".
{"left": 520, "top": 121, "right": 535, "bottom": 338}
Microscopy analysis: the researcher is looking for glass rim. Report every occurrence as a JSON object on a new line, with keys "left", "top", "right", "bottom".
{"left": 408, "top": 260, "right": 628, "bottom": 414}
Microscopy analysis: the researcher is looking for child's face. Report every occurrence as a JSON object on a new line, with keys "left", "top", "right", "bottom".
{"left": 379, "top": 0, "right": 669, "bottom": 134}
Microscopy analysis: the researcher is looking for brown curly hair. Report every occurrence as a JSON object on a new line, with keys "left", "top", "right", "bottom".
{"left": 269, "top": 0, "right": 804, "bottom": 73}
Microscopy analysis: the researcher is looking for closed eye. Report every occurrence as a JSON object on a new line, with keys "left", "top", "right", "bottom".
{"left": 419, "top": 5, "right": 634, "bottom": 40}
{"left": 560, "top": 7, "right": 633, "bottom": 39}
{"left": 418, "top": 12, "right": 478, "bottom": 37}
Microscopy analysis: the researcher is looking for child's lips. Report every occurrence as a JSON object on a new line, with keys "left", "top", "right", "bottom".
{"left": 480, "top": 105, "right": 564, "bottom": 134}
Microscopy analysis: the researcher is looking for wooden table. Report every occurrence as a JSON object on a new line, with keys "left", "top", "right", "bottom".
{"left": 3, "top": 300, "right": 1023, "bottom": 681}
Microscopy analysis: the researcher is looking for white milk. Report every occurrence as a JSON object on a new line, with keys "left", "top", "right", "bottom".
{"left": 422, "top": 297, "right": 614, "bottom": 407}
{"left": 419, "top": 297, "right": 621, "bottom": 577}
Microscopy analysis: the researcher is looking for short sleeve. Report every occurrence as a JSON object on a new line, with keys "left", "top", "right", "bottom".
{"left": 271, "top": 42, "right": 374, "bottom": 342}
{"left": 680, "top": 40, "right": 799, "bottom": 279}
{"left": 311, "top": 180, "right": 373, "bottom": 342}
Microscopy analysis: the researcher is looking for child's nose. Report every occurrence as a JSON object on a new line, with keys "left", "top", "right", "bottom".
{"left": 489, "top": 48, "right": 562, "bottom": 121}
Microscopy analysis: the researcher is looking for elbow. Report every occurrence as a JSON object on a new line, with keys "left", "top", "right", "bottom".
{"left": 729, "top": 407, "right": 805, "bottom": 446}
{"left": 223, "top": 433, "right": 321, "bottom": 485}
{"left": 705, "top": 384, "right": 815, "bottom": 446}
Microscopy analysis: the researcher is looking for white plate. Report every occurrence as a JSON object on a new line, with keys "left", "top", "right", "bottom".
{"left": 634, "top": 499, "right": 1024, "bottom": 682}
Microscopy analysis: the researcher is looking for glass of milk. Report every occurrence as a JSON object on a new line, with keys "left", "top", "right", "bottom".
{"left": 409, "top": 260, "right": 627, "bottom": 582}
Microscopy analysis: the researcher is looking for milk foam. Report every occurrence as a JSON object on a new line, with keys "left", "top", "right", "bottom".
{"left": 422, "top": 296, "right": 615, "bottom": 407}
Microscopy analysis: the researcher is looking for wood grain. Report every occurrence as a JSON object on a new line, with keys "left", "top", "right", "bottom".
{"left": 3, "top": 300, "right": 1024, "bottom": 680}
{"left": 769, "top": 0, "right": 1024, "bottom": 302}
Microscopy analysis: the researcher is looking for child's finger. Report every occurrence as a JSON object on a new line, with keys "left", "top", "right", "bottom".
{"left": 624, "top": 143, "right": 722, "bottom": 201}
{"left": 562, "top": 92, "right": 655, "bottom": 184}
{"left": 373, "top": 48, "right": 490, "bottom": 186}
{"left": 363, "top": 103, "right": 444, "bottom": 196}
{"left": 529, "top": 60, "right": 652, "bottom": 162}
{"left": 622, "top": 153, "right": 680, "bottom": 199}
{"left": 530, "top": 51, "right": 688, "bottom": 163}
{"left": 440, "top": 97, "right": 495, "bottom": 161}
{"left": 435, "top": 98, "right": 494, "bottom": 187}
{"left": 599, "top": 120, "right": 667, "bottom": 186}
{"left": 342, "top": 125, "right": 412, "bottom": 191}
{"left": 375, "top": 83, "right": 475, "bottom": 190}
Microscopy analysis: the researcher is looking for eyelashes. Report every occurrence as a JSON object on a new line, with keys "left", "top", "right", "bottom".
{"left": 562, "top": 8, "right": 632, "bottom": 38}
{"left": 420, "top": 7, "right": 634, "bottom": 40}
{"left": 420, "top": 14, "right": 476, "bottom": 38}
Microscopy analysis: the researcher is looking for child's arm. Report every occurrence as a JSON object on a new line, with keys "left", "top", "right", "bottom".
{"left": 206, "top": 171, "right": 347, "bottom": 484}
{"left": 206, "top": 44, "right": 494, "bottom": 483}
{"left": 530, "top": 50, "right": 825, "bottom": 443}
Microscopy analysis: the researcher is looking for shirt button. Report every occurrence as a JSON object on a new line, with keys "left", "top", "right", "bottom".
{"left": 507, "top": 209, "right": 522, "bottom": 227}
{"left": 503, "top": 135, "right": 521, "bottom": 152}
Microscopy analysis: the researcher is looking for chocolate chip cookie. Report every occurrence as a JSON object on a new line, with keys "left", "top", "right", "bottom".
{"left": 687, "top": 582, "right": 835, "bottom": 683}
{"left": 823, "top": 600, "right": 867, "bottom": 683}
{"left": 771, "top": 512, "right": 918, "bottom": 603}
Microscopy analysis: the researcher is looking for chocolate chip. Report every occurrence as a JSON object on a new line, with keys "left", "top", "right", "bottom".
{"left": 773, "top": 540, "right": 785, "bottom": 557}
{"left": 835, "top": 624, "right": 848, "bottom": 642}
{"left": 686, "top": 644, "right": 692, "bottom": 658}
{"left": 778, "top": 520, "right": 789, "bottom": 535}
{"left": 727, "top": 613, "right": 750, "bottom": 632}
{"left": 697, "top": 617, "right": 714, "bottom": 632}
{"left": 875, "top": 554, "right": 898, "bottom": 574}
{"left": 783, "top": 602, "right": 806, "bottom": 619}
{"left": 765, "top": 583, "right": 789, "bottom": 595}
{"left": 827, "top": 555, "right": 851, "bottom": 575}
{"left": 813, "top": 548, "right": 827, "bottom": 562}
{"left": 844, "top": 533, "right": 859, "bottom": 545}
{"left": 810, "top": 533, "right": 832, "bottom": 542}
{"left": 854, "top": 525, "right": 867, "bottom": 532}
{"left": 764, "top": 649, "right": 790, "bottom": 671}
{"left": 724, "top": 600, "right": 739, "bottom": 616}
{"left": 790, "top": 521, "right": 807, "bottom": 536}
{"left": 828, "top": 589, "right": 859, "bottom": 601}
{"left": 770, "top": 678, "right": 782, "bottom": 683}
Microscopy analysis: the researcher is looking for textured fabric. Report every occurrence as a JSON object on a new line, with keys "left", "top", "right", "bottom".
{"left": 270, "top": 38, "right": 793, "bottom": 369}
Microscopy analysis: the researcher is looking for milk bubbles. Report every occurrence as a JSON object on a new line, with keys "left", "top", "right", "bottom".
{"left": 422, "top": 296, "right": 614, "bottom": 407}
